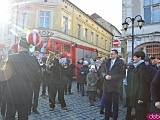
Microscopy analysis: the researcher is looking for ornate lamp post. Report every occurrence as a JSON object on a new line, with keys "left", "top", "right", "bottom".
{"left": 122, "top": 15, "right": 145, "bottom": 60}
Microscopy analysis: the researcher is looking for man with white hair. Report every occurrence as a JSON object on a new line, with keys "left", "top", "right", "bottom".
{"left": 2, "top": 37, "right": 41, "bottom": 120}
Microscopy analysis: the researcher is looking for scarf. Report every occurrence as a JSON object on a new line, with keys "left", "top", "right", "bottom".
{"left": 133, "top": 60, "right": 144, "bottom": 68}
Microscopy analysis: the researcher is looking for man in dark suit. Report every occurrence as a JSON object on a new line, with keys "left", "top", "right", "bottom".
{"left": 2, "top": 38, "right": 41, "bottom": 120}
{"left": 101, "top": 49, "right": 125, "bottom": 120}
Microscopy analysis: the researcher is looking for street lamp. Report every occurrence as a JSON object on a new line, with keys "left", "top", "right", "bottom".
{"left": 122, "top": 15, "right": 145, "bottom": 60}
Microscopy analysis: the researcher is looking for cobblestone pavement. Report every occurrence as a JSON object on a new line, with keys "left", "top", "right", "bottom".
{"left": 0, "top": 82, "right": 127, "bottom": 120}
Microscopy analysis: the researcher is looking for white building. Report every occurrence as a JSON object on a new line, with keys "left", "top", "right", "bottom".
{"left": 122, "top": 0, "right": 160, "bottom": 61}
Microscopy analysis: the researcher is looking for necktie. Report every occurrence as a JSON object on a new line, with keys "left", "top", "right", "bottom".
{"left": 110, "top": 61, "right": 113, "bottom": 70}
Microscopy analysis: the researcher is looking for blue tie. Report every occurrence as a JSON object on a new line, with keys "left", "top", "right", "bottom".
{"left": 110, "top": 61, "right": 113, "bottom": 70}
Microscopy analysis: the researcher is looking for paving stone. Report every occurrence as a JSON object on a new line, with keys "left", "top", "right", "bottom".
{"left": 0, "top": 82, "right": 128, "bottom": 120}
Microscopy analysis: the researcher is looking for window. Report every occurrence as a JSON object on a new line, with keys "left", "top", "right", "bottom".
{"left": 40, "top": 11, "right": 49, "bottom": 28}
{"left": 84, "top": 28, "right": 88, "bottom": 41}
{"left": 152, "top": 5, "right": 160, "bottom": 22}
{"left": 64, "top": 44, "right": 70, "bottom": 52}
{"left": 105, "top": 40, "right": 107, "bottom": 49}
{"left": 144, "top": 0, "right": 151, "bottom": 6}
{"left": 144, "top": 0, "right": 160, "bottom": 24}
{"left": 77, "top": 24, "right": 81, "bottom": 39}
{"left": 146, "top": 44, "right": 160, "bottom": 58}
{"left": 62, "top": 16, "right": 68, "bottom": 34}
{"left": 153, "top": 0, "right": 160, "bottom": 4}
{"left": 144, "top": 7, "right": 151, "bottom": 24}
{"left": 91, "top": 32, "right": 94, "bottom": 44}
{"left": 22, "top": 12, "right": 27, "bottom": 29}
{"left": 96, "top": 35, "right": 99, "bottom": 46}
{"left": 7, "top": 26, "right": 11, "bottom": 34}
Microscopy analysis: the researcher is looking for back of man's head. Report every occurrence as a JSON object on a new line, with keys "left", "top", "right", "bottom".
{"left": 18, "top": 37, "right": 30, "bottom": 52}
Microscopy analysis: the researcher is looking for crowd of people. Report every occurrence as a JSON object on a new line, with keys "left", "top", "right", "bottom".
{"left": 0, "top": 37, "right": 159, "bottom": 120}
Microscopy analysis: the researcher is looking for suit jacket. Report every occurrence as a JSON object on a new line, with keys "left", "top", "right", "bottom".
{"left": 2, "top": 51, "right": 41, "bottom": 104}
{"left": 101, "top": 58, "right": 125, "bottom": 93}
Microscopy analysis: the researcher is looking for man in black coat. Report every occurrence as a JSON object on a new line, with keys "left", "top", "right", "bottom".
{"left": 144, "top": 57, "right": 157, "bottom": 113}
{"left": 125, "top": 61, "right": 135, "bottom": 120}
{"left": 41, "top": 56, "right": 50, "bottom": 97}
{"left": 2, "top": 38, "right": 41, "bottom": 120}
{"left": 101, "top": 49, "right": 125, "bottom": 120}
{"left": 31, "top": 47, "right": 41, "bottom": 114}
{"left": 64, "top": 59, "right": 75, "bottom": 95}
{"left": 150, "top": 67, "right": 160, "bottom": 113}
{"left": 48, "top": 53, "right": 67, "bottom": 111}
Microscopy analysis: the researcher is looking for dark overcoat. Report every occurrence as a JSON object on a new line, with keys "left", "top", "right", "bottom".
{"left": 150, "top": 69, "right": 160, "bottom": 112}
{"left": 49, "top": 59, "right": 67, "bottom": 85}
{"left": 2, "top": 51, "right": 41, "bottom": 104}
{"left": 126, "top": 64, "right": 135, "bottom": 103}
{"left": 101, "top": 58, "right": 125, "bottom": 93}
{"left": 86, "top": 71, "right": 99, "bottom": 91}
{"left": 78, "top": 65, "right": 89, "bottom": 84}
{"left": 127, "top": 62, "right": 149, "bottom": 107}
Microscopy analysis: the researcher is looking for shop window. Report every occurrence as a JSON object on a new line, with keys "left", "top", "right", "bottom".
{"left": 146, "top": 44, "right": 160, "bottom": 58}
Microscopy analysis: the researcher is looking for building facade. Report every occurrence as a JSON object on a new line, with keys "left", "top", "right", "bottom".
{"left": 90, "top": 13, "right": 123, "bottom": 57}
{"left": 0, "top": 0, "right": 114, "bottom": 58}
{"left": 122, "top": 0, "right": 160, "bottom": 61}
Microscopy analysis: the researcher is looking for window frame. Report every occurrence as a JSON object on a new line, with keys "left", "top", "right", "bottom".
{"left": 22, "top": 12, "right": 27, "bottom": 29}
{"left": 62, "top": 16, "right": 69, "bottom": 34}
{"left": 96, "top": 35, "right": 99, "bottom": 46}
{"left": 91, "top": 32, "right": 94, "bottom": 44}
{"left": 77, "top": 24, "right": 82, "bottom": 39}
{"left": 39, "top": 11, "right": 50, "bottom": 28}
{"left": 144, "top": 0, "right": 160, "bottom": 24}
{"left": 84, "top": 28, "right": 88, "bottom": 42}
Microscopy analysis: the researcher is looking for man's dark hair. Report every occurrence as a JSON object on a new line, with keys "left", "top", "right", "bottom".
{"left": 133, "top": 51, "right": 145, "bottom": 59}
{"left": 111, "top": 49, "right": 118, "bottom": 55}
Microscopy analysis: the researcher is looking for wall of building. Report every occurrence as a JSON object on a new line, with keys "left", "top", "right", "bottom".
{"left": 1, "top": 0, "right": 113, "bottom": 58}
{"left": 122, "top": 0, "right": 160, "bottom": 61}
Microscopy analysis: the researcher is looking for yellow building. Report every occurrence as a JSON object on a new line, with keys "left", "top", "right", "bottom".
{"left": 6, "top": 0, "right": 113, "bottom": 57}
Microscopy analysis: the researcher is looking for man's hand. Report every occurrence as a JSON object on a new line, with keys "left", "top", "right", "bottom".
{"left": 138, "top": 100, "right": 144, "bottom": 104}
{"left": 155, "top": 102, "right": 160, "bottom": 109}
{"left": 105, "top": 75, "right": 111, "bottom": 80}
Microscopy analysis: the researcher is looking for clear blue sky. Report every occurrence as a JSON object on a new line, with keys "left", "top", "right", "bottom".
{"left": 69, "top": 0, "right": 122, "bottom": 31}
